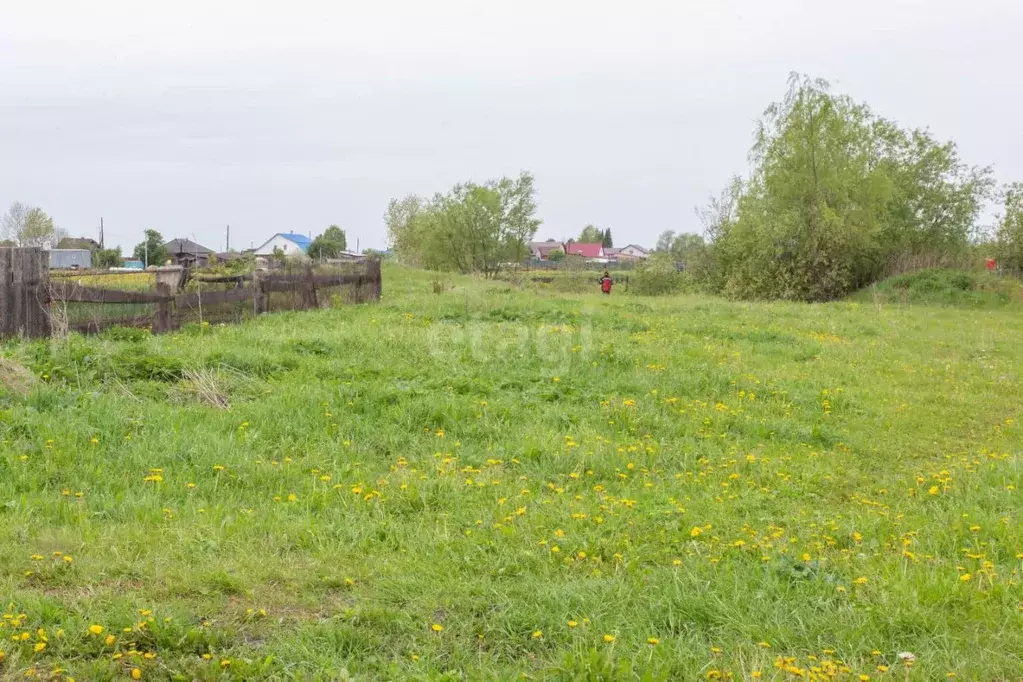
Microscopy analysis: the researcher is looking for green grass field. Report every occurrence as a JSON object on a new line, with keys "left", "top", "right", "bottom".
{"left": 1, "top": 265, "right": 1020, "bottom": 681}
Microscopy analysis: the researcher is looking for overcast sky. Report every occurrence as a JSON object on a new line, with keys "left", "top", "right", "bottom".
{"left": 2, "top": 0, "right": 1021, "bottom": 252}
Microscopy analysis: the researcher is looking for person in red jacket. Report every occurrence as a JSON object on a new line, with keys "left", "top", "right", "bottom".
{"left": 600, "top": 271, "right": 613, "bottom": 295}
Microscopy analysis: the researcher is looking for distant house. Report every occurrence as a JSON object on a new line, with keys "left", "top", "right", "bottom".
{"left": 49, "top": 249, "right": 92, "bottom": 270}
{"left": 529, "top": 239, "right": 567, "bottom": 260}
{"left": 564, "top": 242, "right": 605, "bottom": 260}
{"left": 165, "top": 238, "right": 215, "bottom": 268}
{"left": 253, "top": 232, "right": 313, "bottom": 260}
{"left": 615, "top": 244, "right": 649, "bottom": 260}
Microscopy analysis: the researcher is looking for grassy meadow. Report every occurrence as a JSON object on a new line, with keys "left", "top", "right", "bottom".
{"left": 0, "top": 265, "right": 1021, "bottom": 681}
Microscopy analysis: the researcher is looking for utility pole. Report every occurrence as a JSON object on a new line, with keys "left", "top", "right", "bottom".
{"left": 99, "top": 217, "right": 105, "bottom": 249}
{"left": 226, "top": 224, "right": 230, "bottom": 253}
{"left": 144, "top": 241, "right": 148, "bottom": 268}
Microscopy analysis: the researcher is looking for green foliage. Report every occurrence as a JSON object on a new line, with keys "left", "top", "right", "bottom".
{"left": 132, "top": 229, "right": 170, "bottom": 266}
{"left": 547, "top": 248, "right": 566, "bottom": 262}
{"left": 630, "top": 253, "right": 688, "bottom": 295}
{"left": 308, "top": 225, "right": 348, "bottom": 259}
{"left": 579, "top": 224, "right": 604, "bottom": 243}
{"left": 858, "top": 268, "right": 1021, "bottom": 307}
{"left": 712, "top": 74, "right": 993, "bottom": 302}
{"left": 56, "top": 237, "right": 101, "bottom": 251}
{"left": 386, "top": 171, "right": 541, "bottom": 276}
{"left": 1, "top": 201, "right": 63, "bottom": 247}
{"left": 995, "top": 182, "right": 1023, "bottom": 272}
{"left": 602, "top": 228, "right": 614, "bottom": 248}
{"left": 93, "top": 247, "right": 123, "bottom": 269}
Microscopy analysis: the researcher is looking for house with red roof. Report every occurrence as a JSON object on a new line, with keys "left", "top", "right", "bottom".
{"left": 564, "top": 242, "right": 605, "bottom": 260}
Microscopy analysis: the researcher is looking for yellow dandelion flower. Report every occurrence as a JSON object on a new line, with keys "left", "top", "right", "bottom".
{"left": 131, "top": 669, "right": 142, "bottom": 680}
{"left": 959, "top": 573, "right": 972, "bottom": 582}
{"left": 690, "top": 527, "right": 703, "bottom": 538}
{"left": 567, "top": 620, "right": 578, "bottom": 628}
{"left": 603, "top": 634, "right": 615, "bottom": 643}
{"left": 34, "top": 641, "right": 46, "bottom": 653}
{"left": 431, "top": 623, "right": 444, "bottom": 632}
{"left": 853, "top": 577, "right": 868, "bottom": 585}
{"left": 89, "top": 624, "right": 104, "bottom": 635}
{"left": 647, "top": 637, "right": 659, "bottom": 645}
{"left": 532, "top": 630, "right": 543, "bottom": 639}
{"left": 105, "top": 634, "right": 116, "bottom": 646}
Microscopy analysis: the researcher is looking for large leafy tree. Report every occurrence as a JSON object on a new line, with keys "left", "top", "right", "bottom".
{"left": 132, "top": 229, "right": 170, "bottom": 266}
{"left": 995, "top": 182, "right": 1023, "bottom": 272}
{"left": 308, "top": 225, "right": 348, "bottom": 259}
{"left": 1, "top": 202, "right": 65, "bottom": 247}
{"left": 387, "top": 172, "right": 541, "bottom": 276}
{"left": 578, "top": 224, "right": 604, "bottom": 243}
{"left": 713, "top": 74, "right": 992, "bottom": 301}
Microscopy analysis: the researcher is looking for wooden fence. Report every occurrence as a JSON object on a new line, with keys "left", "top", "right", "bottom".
{"left": 1, "top": 247, "right": 382, "bottom": 339}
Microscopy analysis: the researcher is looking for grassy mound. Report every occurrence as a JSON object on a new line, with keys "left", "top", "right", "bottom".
{"left": 855, "top": 268, "right": 1023, "bottom": 307}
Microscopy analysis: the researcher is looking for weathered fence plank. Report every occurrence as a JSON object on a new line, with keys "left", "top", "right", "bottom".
{"left": 176, "top": 287, "right": 256, "bottom": 308}
{"left": 192, "top": 273, "right": 253, "bottom": 284}
{"left": 0, "top": 249, "right": 13, "bottom": 337}
{"left": 3, "top": 253, "right": 382, "bottom": 338}
{"left": 2, "top": 248, "right": 51, "bottom": 338}
{"left": 49, "top": 281, "right": 168, "bottom": 304}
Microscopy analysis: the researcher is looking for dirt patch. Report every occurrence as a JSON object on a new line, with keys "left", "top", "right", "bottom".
{"left": 0, "top": 355, "right": 36, "bottom": 397}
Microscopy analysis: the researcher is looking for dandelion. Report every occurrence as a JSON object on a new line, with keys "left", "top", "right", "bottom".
{"left": 853, "top": 576, "right": 868, "bottom": 585}
{"left": 431, "top": 623, "right": 444, "bottom": 632}
{"left": 690, "top": 527, "right": 703, "bottom": 538}
{"left": 63, "top": 555, "right": 73, "bottom": 564}
{"left": 34, "top": 641, "right": 46, "bottom": 653}
{"left": 959, "top": 573, "right": 972, "bottom": 582}
{"left": 859, "top": 676, "right": 870, "bottom": 681}
{"left": 105, "top": 634, "right": 116, "bottom": 646}
{"left": 532, "top": 630, "right": 543, "bottom": 639}
{"left": 131, "top": 669, "right": 142, "bottom": 680}
{"left": 567, "top": 620, "right": 578, "bottom": 628}
{"left": 89, "top": 624, "right": 104, "bottom": 635}
{"left": 647, "top": 637, "right": 659, "bottom": 645}
{"left": 602, "top": 634, "right": 615, "bottom": 643}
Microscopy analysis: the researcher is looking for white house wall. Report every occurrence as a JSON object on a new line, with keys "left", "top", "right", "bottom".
{"left": 254, "top": 234, "right": 310, "bottom": 259}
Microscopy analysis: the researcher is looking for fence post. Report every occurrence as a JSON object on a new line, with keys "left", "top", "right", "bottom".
{"left": 304, "top": 265, "right": 317, "bottom": 309}
{"left": 4, "top": 247, "right": 51, "bottom": 339}
{"left": 0, "top": 248, "right": 13, "bottom": 338}
{"left": 366, "top": 258, "right": 381, "bottom": 301}
{"left": 153, "top": 266, "right": 183, "bottom": 333}
{"left": 252, "top": 270, "right": 268, "bottom": 314}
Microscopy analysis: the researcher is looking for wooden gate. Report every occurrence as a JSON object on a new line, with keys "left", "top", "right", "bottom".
{"left": 0, "top": 247, "right": 51, "bottom": 339}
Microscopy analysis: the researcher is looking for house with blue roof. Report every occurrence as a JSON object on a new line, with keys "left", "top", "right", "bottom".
{"left": 253, "top": 232, "right": 314, "bottom": 260}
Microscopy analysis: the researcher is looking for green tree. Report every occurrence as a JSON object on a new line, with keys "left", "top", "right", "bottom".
{"left": 308, "top": 225, "right": 348, "bottom": 259}
{"left": 602, "top": 228, "right": 613, "bottom": 248}
{"left": 1, "top": 202, "right": 64, "bottom": 247}
{"left": 132, "top": 229, "right": 169, "bottom": 266}
{"left": 547, "top": 248, "right": 565, "bottom": 262}
{"left": 711, "top": 74, "right": 991, "bottom": 302}
{"left": 995, "top": 182, "right": 1023, "bottom": 272}
{"left": 387, "top": 172, "right": 541, "bottom": 276}
{"left": 94, "top": 247, "right": 123, "bottom": 269}
{"left": 579, "top": 224, "right": 604, "bottom": 243}
{"left": 654, "top": 230, "right": 677, "bottom": 252}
